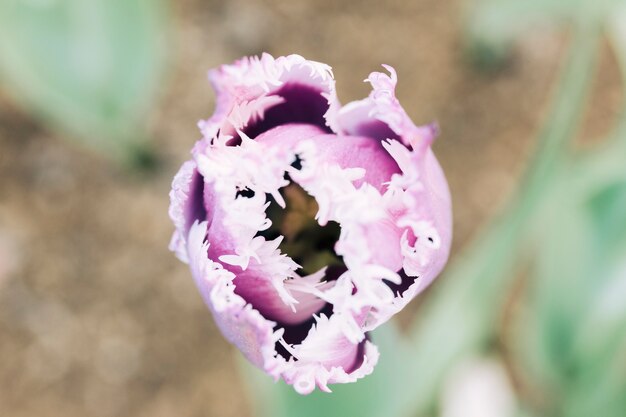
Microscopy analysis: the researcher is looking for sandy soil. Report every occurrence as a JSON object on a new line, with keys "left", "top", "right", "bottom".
{"left": 0, "top": 0, "right": 621, "bottom": 416}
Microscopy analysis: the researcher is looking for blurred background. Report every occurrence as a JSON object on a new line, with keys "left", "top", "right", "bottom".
{"left": 0, "top": 0, "right": 625, "bottom": 416}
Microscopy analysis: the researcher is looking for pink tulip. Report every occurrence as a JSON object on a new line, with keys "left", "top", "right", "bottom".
{"left": 169, "top": 54, "right": 452, "bottom": 394}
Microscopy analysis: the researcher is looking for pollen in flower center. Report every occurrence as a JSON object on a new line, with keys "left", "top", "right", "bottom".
{"left": 256, "top": 182, "right": 344, "bottom": 275}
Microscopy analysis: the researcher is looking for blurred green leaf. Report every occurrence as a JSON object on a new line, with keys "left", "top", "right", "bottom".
{"left": 0, "top": 0, "right": 167, "bottom": 161}
{"left": 564, "top": 145, "right": 626, "bottom": 417}
{"left": 240, "top": 323, "right": 417, "bottom": 417}
{"left": 514, "top": 139, "right": 626, "bottom": 416}
{"left": 608, "top": 1, "right": 626, "bottom": 85}
{"left": 466, "top": 0, "right": 580, "bottom": 69}
{"left": 465, "top": 0, "right": 615, "bottom": 69}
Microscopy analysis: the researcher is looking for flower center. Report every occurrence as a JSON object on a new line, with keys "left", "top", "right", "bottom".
{"left": 257, "top": 182, "right": 344, "bottom": 276}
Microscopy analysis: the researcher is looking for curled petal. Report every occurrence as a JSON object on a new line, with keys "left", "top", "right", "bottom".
{"left": 373, "top": 141, "right": 452, "bottom": 324}
{"left": 282, "top": 315, "right": 379, "bottom": 394}
{"left": 338, "top": 65, "right": 438, "bottom": 152}
{"left": 197, "top": 53, "right": 341, "bottom": 147}
{"left": 168, "top": 160, "right": 206, "bottom": 263}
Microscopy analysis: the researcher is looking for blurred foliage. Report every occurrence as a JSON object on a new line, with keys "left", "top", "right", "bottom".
{"left": 519, "top": 140, "right": 626, "bottom": 417}
{"left": 246, "top": 1, "right": 626, "bottom": 417}
{"left": 465, "top": 0, "right": 615, "bottom": 69}
{"left": 0, "top": 0, "right": 168, "bottom": 164}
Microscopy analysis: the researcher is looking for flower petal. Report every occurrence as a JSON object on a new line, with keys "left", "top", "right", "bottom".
{"left": 187, "top": 221, "right": 378, "bottom": 393}
{"left": 197, "top": 53, "right": 341, "bottom": 147}
{"left": 338, "top": 65, "right": 438, "bottom": 152}
{"left": 281, "top": 313, "right": 379, "bottom": 394}
{"left": 168, "top": 160, "right": 207, "bottom": 263}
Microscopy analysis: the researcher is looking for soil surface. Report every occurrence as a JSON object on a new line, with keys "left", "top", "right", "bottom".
{"left": 0, "top": 0, "right": 621, "bottom": 416}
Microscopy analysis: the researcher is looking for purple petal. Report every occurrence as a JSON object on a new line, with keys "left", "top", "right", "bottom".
{"left": 168, "top": 160, "right": 207, "bottom": 262}
{"left": 338, "top": 65, "right": 438, "bottom": 152}
{"left": 197, "top": 54, "right": 340, "bottom": 148}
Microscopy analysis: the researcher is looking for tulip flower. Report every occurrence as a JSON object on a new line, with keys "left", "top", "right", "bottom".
{"left": 169, "top": 54, "right": 452, "bottom": 394}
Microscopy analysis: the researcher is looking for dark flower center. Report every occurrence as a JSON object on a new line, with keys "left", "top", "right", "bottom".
{"left": 256, "top": 182, "right": 345, "bottom": 276}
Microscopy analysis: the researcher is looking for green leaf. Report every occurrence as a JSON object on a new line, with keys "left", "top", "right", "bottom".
{"left": 514, "top": 140, "right": 626, "bottom": 415}
{"left": 465, "top": 0, "right": 614, "bottom": 69}
{"left": 563, "top": 150, "right": 626, "bottom": 417}
{"left": 0, "top": 0, "right": 168, "bottom": 160}
{"left": 465, "top": 0, "right": 579, "bottom": 68}
{"left": 609, "top": 1, "right": 626, "bottom": 90}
